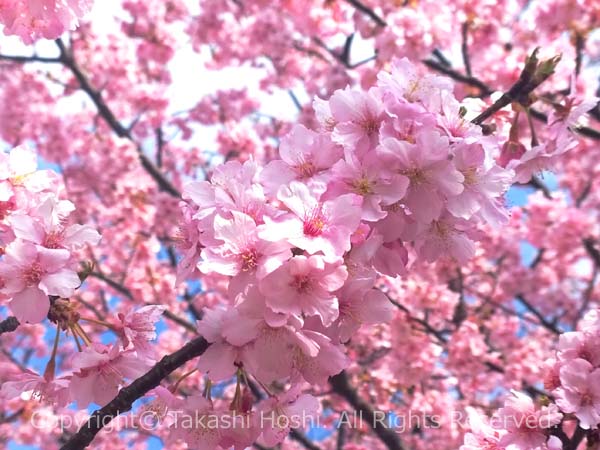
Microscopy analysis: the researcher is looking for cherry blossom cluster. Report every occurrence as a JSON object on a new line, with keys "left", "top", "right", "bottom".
{"left": 462, "top": 308, "right": 600, "bottom": 450}
{"left": 172, "top": 58, "right": 582, "bottom": 448}
{"left": 0, "top": 146, "right": 175, "bottom": 410}
{"left": 0, "top": 303, "right": 165, "bottom": 407}
{"left": 0, "top": 146, "right": 100, "bottom": 323}
{"left": 0, "top": 0, "right": 92, "bottom": 43}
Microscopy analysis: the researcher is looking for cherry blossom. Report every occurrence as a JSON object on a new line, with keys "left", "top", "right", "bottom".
{"left": 1, "top": 2, "right": 599, "bottom": 449}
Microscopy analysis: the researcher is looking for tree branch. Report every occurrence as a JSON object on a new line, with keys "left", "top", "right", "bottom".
{"left": 54, "top": 39, "right": 181, "bottom": 198}
{"left": 461, "top": 22, "right": 472, "bottom": 77}
{"left": 89, "top": 272, "right": 197, "bottom": 333}
{"left": 60, "top": 335, "right": 210, "bottom": 450}
{"left": 471, "top": 58, "right": 540, "bottom": 125}
{"left": 515, "top": 294, "right": 561, "bottom": 335}
{"left": 342, "top": 0, "right": 387, "bottom": 27}
{"left": 422, "top": 58, "right": 600, "bottom": 140}
{"left": 0, "top": 316, "right": 19, "bottom": 335}
{"left": 0, "top": 54, "right": 61, "bottom": 64}
{"left": 329, "top": 371, "right": 405, "bottom": 450}
{"left": 422, "top": 59, "right": 492, "bottom": 97}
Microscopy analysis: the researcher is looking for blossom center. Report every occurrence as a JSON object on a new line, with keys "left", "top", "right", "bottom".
{"left": 324, "top": 117, "right": 337, "bottom": 132}
{"left": 240, "top": 248, "right": 258, "bottom": 272}
{"left": 581, "top": 391, "right": 594, "bottom": 406}
{"left": 361, "top": 118, "right": 379, "bottom": 135}
{"left": 303, "top": 208, "right": 327, "bottom": 237}
{"left": 291, "top": 275, "right": 313, "bottom": 294}
{"left": 402, "top": 168, "right": 427, "bottom": 185}
{"left": 23, "top": 262, "right": 44, "bottom": 285}
{"left": 432, "top": 221, "right": 451, "bottom": 238}
{"left": 352, "top": 177, "right": 374, "bottom": 195}
{"left": 294, "top": 161, "right": 317, "bottom": 178}
{"left": 462, "top": 167, "right": 478, "bottom": 186}
{"left": 44, "top": 231, "right": 63, "bottom": 249}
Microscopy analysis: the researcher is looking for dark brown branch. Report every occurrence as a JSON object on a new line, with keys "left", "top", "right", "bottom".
{"left": 574, "top": 33, "right": 584, "bottom": 78}
{"left": 89, "top": 272, "right": 197, "bottom": 333}
{"left": 575, "top": 180, "right": 592, "bottom": 207}
{"left": 432, "top": 49, "right": 452, "bottom": 67}
{"left": 471, "top": 56, "right": 542, "bottom": 125}
{"left": 530, "top": 248, "right": 545, "bottom": 269}
{"left": 388, "top": 297, "right": 448, "bottom": 344}
{"left": 0, "top": 316, "right": 19, "bottom": 335}
{"left": 329, "top": 371, "right": 405, "bottom": 450}
{"left": 336, "top": 423, "right": 347, "bottom": 450}
{"left": 515, "top": 295, "right": 561, "bottom": 335}
{"left": 60, "top": 335, "right": 210, "bottom": 450}
{"left": 423, "top": 56, "right": 600, "bottom": 140}
{"left": 461, "top": 22, "right": 472, "bottom": 77}
{"left": 583, "top": 238, "right": 600, "bottom": 266}
{"left": 566, "top": 426, "right": 587, "bottom": 450}
{"left": 155, "top": 127, "right": 164, "bottom": 168}
{"left": 0, "top": 54, "right": 61, "bottom": 64}
{"left": 422, "top": 59, "right": 492, "bottom": 97}
{"left": 290, "top": 430, "right": 322, "bottom": 450}
{"left": 342, "top": 0, "right": 387, "bottom": 27}
{"left": 312, "top": 36, "right": 376, "bottom": 70}
{"left": 525, "top": 175, "right": 552, "bottom": 199}
{"left": 288, "top": 90, "right": 303, "bottom": 111}
{"left": 54, "top": 39, "right": 181, "bottom": 198}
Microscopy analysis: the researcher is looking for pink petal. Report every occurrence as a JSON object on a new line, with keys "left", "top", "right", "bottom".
{"left": 9, "top": 287, "right": 49, "bottom": 323}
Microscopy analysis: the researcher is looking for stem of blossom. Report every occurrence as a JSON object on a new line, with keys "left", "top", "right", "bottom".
{"left": 170, "top": 368, "right": 197, "bottom": 392}
{"left": 43, "top": 327, "right": 61, "bottom": 381}
{"left": 74, "top": 322, "right": 93, "bottom": 345}
{"left": 79, "top": 317, "right": 116, "bottom": 330}
{"left": 203, "top": 378, "right": 213, "bottom": 401}
{"left": 509, "top": 112, "right": 520, "bottom": 141}
{"left": 526, "top": 109, "right": 539, "bottom": 146}
{"left": 230, "top": 372, "right": 243, "bottom": 411}
{"left": 251, "top": 373, "right": 274, "bottom": 396}
{"left": 70, "top": 325, "right": 83, "bottom": 352}
{"left": 567, "top": 426, "right": 587, "bottom": 450}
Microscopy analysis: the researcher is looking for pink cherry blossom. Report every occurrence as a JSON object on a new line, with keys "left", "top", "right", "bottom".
{"left": 0, "top": 369, "right": 70, "bottom": 406}
{"left": 329, "top": 87, "right": 385, "bottom": 155}
{"left": 199, "top": 210, "right": 292, "bottom": 294}
{"left": 114, "top": 305, "right": 166, "bottom": 359}
{"left": 260, "top": 255, "right": 347, "bottom": 326}
{"left": 377, "top": 131, "right": 464, "bottom": 222}
{"left": 70, "top": 344, "right": 150, "bottom": 407}
{"left": 495, "top": 391, "right": 562, "bottom": 449}
{"left": 0, "top": 241, "right": 80, "bottom": 323}
{"left": 257, "top": 385, "right": 320, "bottom": 447}
{"left": 260, "top": 124, "right": 342, "bottom": 195}
{"left": 327, "top": 152, "right": 409, "bottom": 221}
{"left": 260, "top": 181, "right": 362, "bottom": 262}
{"left": 554, "top": 358, "right": 600, "bottom": 429}
{"left": 0, "top": 0, "right": 93, "bottom": 43}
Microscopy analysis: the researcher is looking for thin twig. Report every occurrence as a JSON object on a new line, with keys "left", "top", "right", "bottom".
{"left": 342, "top": 0, "right": 386, "bottom": 27}
{"left": 515, "top": 295, "right": 561, "bottom": 335}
